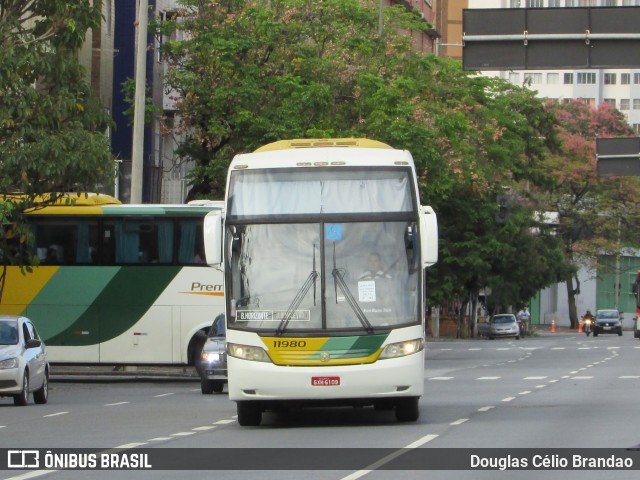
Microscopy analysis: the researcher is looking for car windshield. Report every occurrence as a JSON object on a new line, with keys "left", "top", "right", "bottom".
{"left": 493, "top": 316, "right": 515, "bottom": 324}
{"left": 597, "top": 311, "right": 619, "bottom": 319}
{"left": 0, "top": 319, "right": 19, "bottom": 345}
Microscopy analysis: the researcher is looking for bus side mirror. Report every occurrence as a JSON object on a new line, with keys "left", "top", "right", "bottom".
{"left": 419, "top": 205, "right": 438, "bottom": 268}
{"left": 203, "top": 210, "right": 223, "bottom": 267}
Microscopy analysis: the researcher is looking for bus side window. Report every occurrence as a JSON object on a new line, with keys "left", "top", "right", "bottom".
{"left": 177, "top": 219, "right": 203, "bottom": 265}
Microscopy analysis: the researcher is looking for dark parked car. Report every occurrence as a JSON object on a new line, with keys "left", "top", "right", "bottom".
{"left": 0, "top": 315, "right": 49, "bottom": 406}
{"left": 197, "top": 314, "right": 227, "bottom": 394}
{"left": 593, "top": 309, "right": 623, "bottom": 337}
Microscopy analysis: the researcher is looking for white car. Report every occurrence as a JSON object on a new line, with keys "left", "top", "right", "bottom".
{"left": 0, "top": 315, "right": 49, "bottom": 406}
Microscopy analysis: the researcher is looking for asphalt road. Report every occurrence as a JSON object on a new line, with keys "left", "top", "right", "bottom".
{"left": 0, "top": 331, "right": 639, "bottom": 480}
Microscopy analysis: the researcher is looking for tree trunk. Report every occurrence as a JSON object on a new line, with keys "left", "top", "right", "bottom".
{"left": 565, "top": 273, "right": 579, "bottom": 329}
{"left": 458, "top": 299, "right": 468, "bottom": 339}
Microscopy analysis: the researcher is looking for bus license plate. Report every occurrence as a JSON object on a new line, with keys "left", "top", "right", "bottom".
{"left": 311, "top": 376, "right": 340, "bottom": 386}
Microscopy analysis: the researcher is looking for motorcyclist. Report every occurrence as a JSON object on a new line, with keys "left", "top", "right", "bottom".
{"left": 517, "top": 306, "right": 530, "bottom": 336}
{"left": 582, "top": 310, "right": 594, "bottom": 335}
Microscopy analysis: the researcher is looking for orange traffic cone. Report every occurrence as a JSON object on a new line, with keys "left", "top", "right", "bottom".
{"left": 578, "top": 321, "right": 582, "bottom": 333}
{"left": 551, "top": 319, "right": 556, "bottom": 333}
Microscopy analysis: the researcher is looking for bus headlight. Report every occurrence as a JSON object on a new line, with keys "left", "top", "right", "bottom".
{"left": 379, "top": 339, "right": 424, "bottom": 359}
{"left": 226, "top": 343, "right": 271, "bottom": 362}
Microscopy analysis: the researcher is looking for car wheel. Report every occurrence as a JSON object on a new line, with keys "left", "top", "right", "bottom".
{"left": 515, "top": 335, "right": 520, "bottom": 340}
{"left": 33, "top": 371, "right": 49, "bottom": 404}
{"left": 237, "top": 401, "right": 262, "bottom": 426}
{"left": 618, "top": 329, "right": 623, "bottom": 336}
{"left": 212, "top": 381, "right": 224, "bottom": 393}
{"left": 395, "top": 397, "right": 420, "bottom": 422}
{"left": 593, "top": 331, "right": 598, "bottom": 337}
{"left": 14, "top": 371, "right": 29, "bottom": 406}
{"left": 201, "top": 379, "right": 215, "bottom": 395}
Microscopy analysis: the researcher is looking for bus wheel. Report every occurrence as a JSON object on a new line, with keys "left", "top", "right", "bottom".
{"left": 395, "top": 397, "right": 419, "bottom": 422}
{"left": 237, "top": 401, "right": 262, "bottom": 426}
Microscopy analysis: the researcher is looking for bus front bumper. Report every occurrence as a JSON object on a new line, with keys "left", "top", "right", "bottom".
{"left": 227, "top": 352, "right": 424, "bottom": 403}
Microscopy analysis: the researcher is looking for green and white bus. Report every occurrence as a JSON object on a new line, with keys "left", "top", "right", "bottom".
{"left": 0, "top": 194, "right": 224, "bottom": 366}
{"left": 204, "top": 138, "right": 438, "bottom": 425}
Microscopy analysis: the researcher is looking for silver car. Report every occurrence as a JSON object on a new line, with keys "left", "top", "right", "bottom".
{"left": 0, "top": 315, "right": 49, "bottom": 406}
{"left": 480, "top": 314, "right": 521, "bottom": 340}
{"left": 197, "top": 314, "right": 227, "bottom": 394}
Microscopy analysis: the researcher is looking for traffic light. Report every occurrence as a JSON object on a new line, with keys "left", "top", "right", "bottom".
{"left": 496, "top": 195, "right": 509, "bottom": 223}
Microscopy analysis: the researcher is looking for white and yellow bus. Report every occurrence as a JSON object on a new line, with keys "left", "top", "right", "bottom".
{"left": 204, "top": 139, "right": 438, "bottom": 425}
{"left": 0, "top": 194, "right": 224, "bottom": 366}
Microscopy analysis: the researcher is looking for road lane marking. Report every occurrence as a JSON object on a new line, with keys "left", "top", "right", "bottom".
{"left": 154, "top": 393, "right": 175, "bottom": 398}
{"left": 502, "top": 397, "right": 516, "bottom": 402}
{"left": 148, "top": 437, "right": 173, "bottom": 441}
{"left": 549, "top": 379, "right": 559, "bottom": 383}
{"left": 619, "top": 376, "right": 640, "bottom": 379}
{"left": 115, "top": 442, "right": 147, "bottom": 448}
{"left": 193, "top": 426, "right": 217, "bottom": 431}
{"left": 468, "top": 348, "right": 482, "bottom": 351}
{"left": 571, "top": 376, "right": 593, "bottom": 380}
{"left": 43, "top": 412, "right": 68, "bottom": 418}
{"left": 525, "top": 376, "right": 547, "bottom": 380}
{"left": 519, "top": 391, "right": 532, "bottom": 395}
{"left": 171, "top": 432, "right": 196, "bottom": 437}
{"left": 104, "top": 402, "right": 129, "bottom": 406}
{"left": 450, "top": 418, "right": 469, "bottom": 426}
{"left": 551, "top": 347, "right": 565, "bottom": 350}
{"left": 340, "top": 434, "right": 438, "bottom": 480}
{"left": 3, "top": 471, "right": 57, "bottom": 480}
{"left": 477, "top": 376, "right": 501, "bottom": 380}
{"left": 496, "top": 348, "right": 510, "bottom": 351}
{"left": 214, "top": 419, "right": 235, "bottom": 425}
{"left": 428, "top": 377, "right": 453, "bottom": 381}
{"left": 536, "top": 385, "right": 547, "bottom": 389}
{"left": 478, "top": 406, "right": 495, "bottom": 412}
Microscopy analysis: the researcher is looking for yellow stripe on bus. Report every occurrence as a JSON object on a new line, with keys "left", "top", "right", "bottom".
{"left": 0, "top": 267, "right": 59, "bottom": 315}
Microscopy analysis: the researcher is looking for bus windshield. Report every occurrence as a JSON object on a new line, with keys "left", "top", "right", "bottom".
{"left": 225, "top": 168, "right": 420, "bottom": 334}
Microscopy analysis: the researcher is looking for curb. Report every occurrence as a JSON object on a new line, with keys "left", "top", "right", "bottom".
{"left": 49, "top": 365, "right": 199, "bottom": 383}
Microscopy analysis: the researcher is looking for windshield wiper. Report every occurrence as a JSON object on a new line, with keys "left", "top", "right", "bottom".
{"left": 331, "top": 244, "right": 374, "bottom": 334}
{"left": 276, "top": 244, "right": 318, "bottom": 336}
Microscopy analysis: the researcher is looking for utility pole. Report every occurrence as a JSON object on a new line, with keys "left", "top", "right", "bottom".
{"left": 131, "top": 0, "right": 148, "bottom": 204}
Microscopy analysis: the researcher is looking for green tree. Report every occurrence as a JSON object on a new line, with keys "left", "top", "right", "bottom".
{"left": 541, "top": 100, "right": 640, "bottom": 328}
{"left": 157, "top": 0, "right": 569, "bottom": 335}
{"left": 0, "top": 0, "right": 114, "bottom": 297}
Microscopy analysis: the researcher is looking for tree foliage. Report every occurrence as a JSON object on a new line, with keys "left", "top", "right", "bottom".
{"left": 540, "top": 100, "right": 640, "bottom": 328}
{"left": 156, "top": 0, "right": 572, "bottom": 328}
{"left": 0, "top": 0, "right": 114, "bottom": 295}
